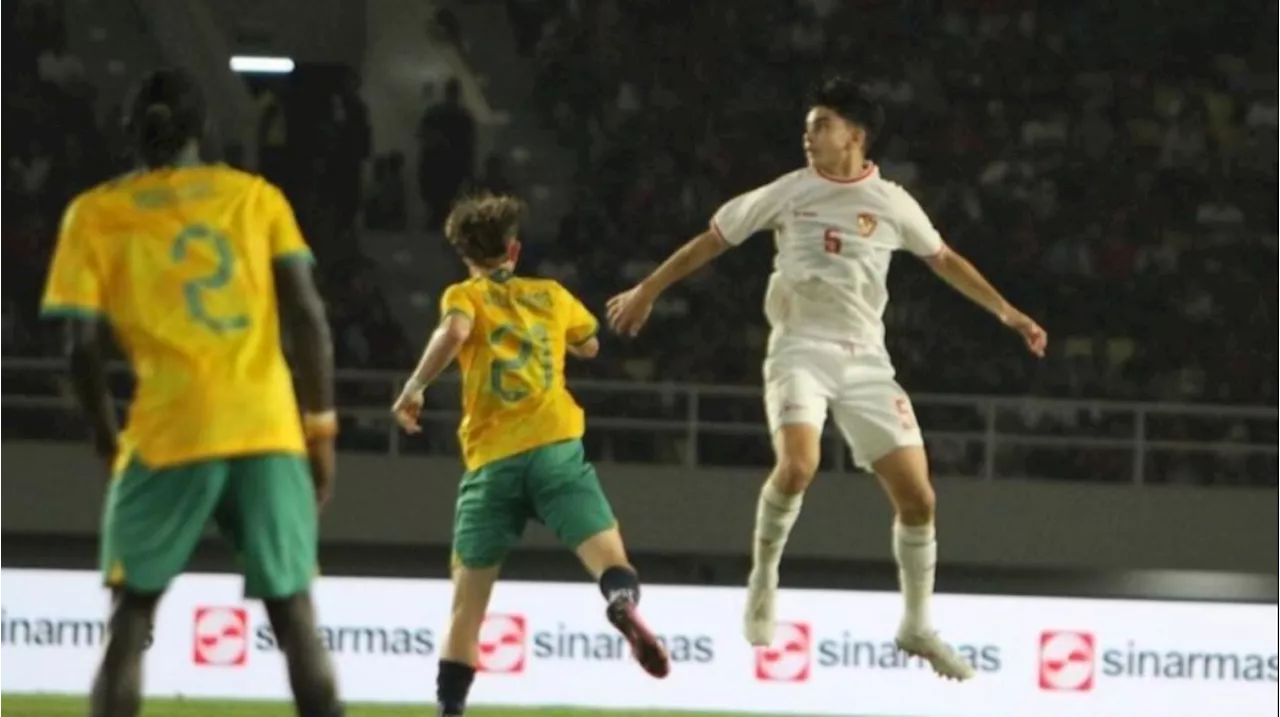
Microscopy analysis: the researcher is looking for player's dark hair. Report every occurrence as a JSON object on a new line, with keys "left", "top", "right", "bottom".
{"left": 125, "top": 69, "right": 206, "bottom": 167}
{"left": 809, "top": 76, "right": 885, "bottom": 150}
{"left": 444, "top": 192, "right": 527, "bottom": 266}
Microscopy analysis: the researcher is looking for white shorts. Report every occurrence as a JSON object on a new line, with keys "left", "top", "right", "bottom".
{"left": 763, "top": 336, "right": 923, "bottom": 470}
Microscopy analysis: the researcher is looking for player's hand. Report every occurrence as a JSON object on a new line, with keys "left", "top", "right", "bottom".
{"left": 392, "top": 391, "right": 425, "bottom": 434}
{"left": 606, "top": 284, "right": 657, "bottom": 337}
{"left": 1003, "top": 310, "right": 1047, "bottom": 358}
{"left": 307, "top": 436, "right": 337, "bottom": 509}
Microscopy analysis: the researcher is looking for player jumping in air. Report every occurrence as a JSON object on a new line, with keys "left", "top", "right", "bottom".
{"left": 41, "top": 70, "right": 345, "bottom": 717}
{"left": 607, "top": 77, "right": 1047, "bottom": 681}
{"left": 391, "top": 193, "right": 670, "bottom": 717}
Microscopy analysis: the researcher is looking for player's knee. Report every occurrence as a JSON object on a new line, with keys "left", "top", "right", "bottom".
{"left": 895, "top": 484, "right": 936, "bottom": 526}
{"left": 771, "top": 454, "right": 819, "bottom": 494}
{"left": 108, "top": 590, "right": 159, "bottom": 651}
{"left": 263, "top": 592, "right": 319, "bottom": 645}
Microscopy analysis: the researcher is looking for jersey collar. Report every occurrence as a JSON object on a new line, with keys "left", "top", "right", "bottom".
{"left": 814, "top": 162, "right": 878, "bottom": 185}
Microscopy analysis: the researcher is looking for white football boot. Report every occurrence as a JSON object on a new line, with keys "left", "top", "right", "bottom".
{"left": 895, "top": 628, "right": 977, "bottom": 681}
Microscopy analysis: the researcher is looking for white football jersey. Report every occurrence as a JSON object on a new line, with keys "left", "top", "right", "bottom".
{"left": 710, "top": 164, "right": 944, "bottom": 350}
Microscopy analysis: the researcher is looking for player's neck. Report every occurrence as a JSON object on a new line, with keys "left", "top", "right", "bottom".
{"left": 143, "top": 145, "right": 203, "bottom": 170}
{"left": 817, "top": 152, "right": 868, "bottom": 181}
{"left": 473, "top": 263, "right": 516, "bottom": 283}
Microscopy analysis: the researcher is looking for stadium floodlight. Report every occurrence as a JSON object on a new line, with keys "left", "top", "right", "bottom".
{"left": 229, "top": 56, "right": 296, "bottom": 74}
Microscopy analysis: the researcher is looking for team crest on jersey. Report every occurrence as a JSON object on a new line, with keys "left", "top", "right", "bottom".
{"left": 856, "top": 213, "right": 878, "bottom": 237}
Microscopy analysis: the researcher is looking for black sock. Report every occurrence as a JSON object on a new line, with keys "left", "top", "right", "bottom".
{"left": 599, "top": 565, "right": 641, "bottom": 605}
{"left": 437, "top": 659, "right": 476, "bottom": 716}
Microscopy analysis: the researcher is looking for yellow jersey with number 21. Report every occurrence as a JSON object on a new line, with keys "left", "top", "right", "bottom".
{"left": 40, "top": 164, "right": 311, "bottom": 469}
{"left": 441, "top": 271, "right": 599, "bottom": 470}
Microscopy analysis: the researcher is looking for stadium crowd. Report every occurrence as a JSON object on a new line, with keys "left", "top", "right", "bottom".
{"left": 2, "top": 0, "right": 409, "bottom": 371}
{"left": 526, "top": 0, "right": 1276, "bottom": 409}
{"left": 500, "top": 0, "right": 1277, "bottom": 484}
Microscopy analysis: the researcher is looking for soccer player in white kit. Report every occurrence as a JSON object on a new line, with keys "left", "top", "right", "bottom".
{"left": 606, "top": 77, "right": 1047, "bottom": 681}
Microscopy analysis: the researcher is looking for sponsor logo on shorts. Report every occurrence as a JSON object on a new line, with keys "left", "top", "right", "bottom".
{"left": 756, "top": 621, "right": 812, "bottom": 682}
{"left": 1039, "top": 629, "right": 1278, "bottom": 690}
{"left": 193, "top": 606, "right": 249, "bottom": 667}
{"left": 757, "top": 620, "right": 1002, "bottom": 682}
{"left": 477, "top": 614, "right": 527, "bottom": 674}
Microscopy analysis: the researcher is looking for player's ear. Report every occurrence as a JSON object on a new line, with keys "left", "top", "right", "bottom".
{"left": 506, "top": 239, "right": 521, "bottom": 264}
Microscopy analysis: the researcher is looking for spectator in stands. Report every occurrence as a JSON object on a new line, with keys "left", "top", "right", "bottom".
{"left": 417, "top": 78, "right": 476, "bottom": 229}
{"left": 254, "top": 83, "right": 290, "bottom": 188}
{"left": 365, "top": 153, "right": 409, "bottom": 232}
{"left": 505, "top": 0, "right": 546, "bottom": 57}
{"left": 469, "top": 153, "right": 516, "bottom": 197}
{"left": 330, "top": 68, "right": 373, "bottom": 230}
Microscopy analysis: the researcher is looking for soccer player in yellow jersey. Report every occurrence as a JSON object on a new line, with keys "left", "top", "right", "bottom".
{"left": 391, "top": 193, "right": 671, "bottom": 715}
{"left": 40, "top": 70, "right": 345, "bottom": 717}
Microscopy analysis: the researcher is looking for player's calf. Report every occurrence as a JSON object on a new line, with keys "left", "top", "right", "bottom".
{"left": 745, "top": 425, "right": 819, "bottom": 647}
{"left": 90, "top": 590, "right": 158, "bottom": 717}
{"left": 872, "top": 446, "right": 972, "bottom": 679}
{"left": 754, "top": 428, "right": 818, "bottom": 579}
{"left": 874, "top": 446, "right": 938, "bottom": 635}
{"left": 436, "top": 562, "right": 500, "bottom": 716}
{"left": 263, "top": 593, "right": 343, "bottom": 717}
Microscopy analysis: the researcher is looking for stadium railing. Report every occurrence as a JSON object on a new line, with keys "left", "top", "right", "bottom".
{"left": 2, "top": 358, "right": 1275, "bottom": 485}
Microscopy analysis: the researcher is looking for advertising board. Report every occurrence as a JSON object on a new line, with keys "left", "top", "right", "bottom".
{"left": 2, "top": 569, "right": 1275, "bottom": 716}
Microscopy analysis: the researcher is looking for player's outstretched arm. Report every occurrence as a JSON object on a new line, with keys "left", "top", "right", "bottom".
{"left": 921, "top": 246, "right": 1048, "bottom": 357}
{"left": 62, "top": 317, "right": 118, "bottom": 464}
{"left": 392, "top": 313, "right": 474, "bottom": 434}
{"left": 275, "top": 259, "right": 336, "bottom": 413}
{"left": 606, "top": 230, "right": 730, "bottom": 336}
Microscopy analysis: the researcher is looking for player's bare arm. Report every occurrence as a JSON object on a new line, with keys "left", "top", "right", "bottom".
{"left": 607, "top": 229, "right": 730, "bottom": 336}
{"left": 922, "top": 244, "right": 1048, "bottom": 357}
{"left": 276, "top": 259, "right": 336, "bottom": 412}
{"left": 567, "top": 336, "right": 600, "bottom": 359}
{"left": 392, "top": 312, "right": 474, "bottom": 433}
{"left": 275, "top": 258, "right": 339, "bottom": 504}
{"left": 62, "top": 316, "right": 119, "bottom": 466}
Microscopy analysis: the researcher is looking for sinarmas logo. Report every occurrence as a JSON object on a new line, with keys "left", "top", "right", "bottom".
{"left": 2, "top": 609, "right": 107, "bottom": 647}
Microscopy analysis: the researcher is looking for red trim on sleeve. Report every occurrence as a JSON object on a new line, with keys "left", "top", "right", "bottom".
{"left": 709, "top": 220, "right": 730, "bottom": 244}
{"left": 920, "top": 242, "right": 949, "bottom": 261}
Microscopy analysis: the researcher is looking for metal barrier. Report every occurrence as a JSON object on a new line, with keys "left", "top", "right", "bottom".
{"left": 2, "top": 358, "right": 1276, "bottom": 484}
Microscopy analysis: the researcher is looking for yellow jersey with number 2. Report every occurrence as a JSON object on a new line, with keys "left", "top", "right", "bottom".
{"left": 40, "top": 164, "right": 311, "bottom": 469}
{"left": 441, "top": 271, "right": 599, "bottom": 470}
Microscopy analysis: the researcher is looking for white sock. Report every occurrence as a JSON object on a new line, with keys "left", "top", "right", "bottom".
{"left": 893, "top": 521, "right": 937, "bottom": 633}
{"left": 751, "top": 482, "right": 803, "bottom": 587}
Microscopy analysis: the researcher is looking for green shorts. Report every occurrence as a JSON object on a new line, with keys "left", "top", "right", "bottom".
{"left": 102, "top": 452, "right": 318, "bottom": 599}
{"left": 453, "top": 439, "right": 616, "bottom": 568}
